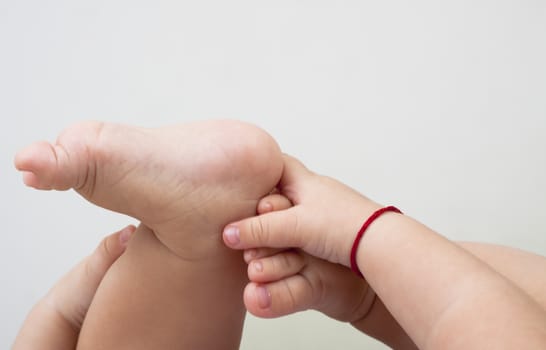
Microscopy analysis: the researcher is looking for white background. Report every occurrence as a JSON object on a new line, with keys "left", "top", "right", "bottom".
{"left": 1, "top": 1, "right": 545, "bottom": 349}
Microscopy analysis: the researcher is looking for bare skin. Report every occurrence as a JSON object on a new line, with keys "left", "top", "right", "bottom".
{"left": 13, "top": 225, "right": 135, "bottom": 350}
{"left": 225, "top": 154, "right": 546, "bottom": 350}
{"left": 242, "top": 194, "right": 417, "bottom": 349}
{"left": 16, "top": 123, "right": 546, "bottom": 349}
{"left": 14, "top": 120, "right": 284, "bottom": 349}
{"left": 243, "top": 193, "right": 546, "bottom": 349}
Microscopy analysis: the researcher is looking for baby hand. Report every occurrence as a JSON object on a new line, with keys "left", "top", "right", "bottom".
{"left": 223, "top": 154, "right": 381, "bottom": 267}
{"left": 12, "top": 225, "right": 135, "bottom": 350}
{"left": 241, "top": 194, "right": 376, "bottom": 323}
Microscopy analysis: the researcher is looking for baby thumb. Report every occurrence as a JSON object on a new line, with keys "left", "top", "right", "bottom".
{"left": 223, "top": 208, "right": 305, "bottom": 250}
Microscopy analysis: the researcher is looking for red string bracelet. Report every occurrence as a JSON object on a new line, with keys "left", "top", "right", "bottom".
{"left": 350, "top": 206, "right": 402, "bottom": 278}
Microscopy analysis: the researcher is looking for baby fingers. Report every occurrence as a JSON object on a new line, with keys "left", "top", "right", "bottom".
{"left": 243, "top": 247, "right": 285, "bottom": 263}
{"left": 257, "top": 193, "right": 292, "bottom": 214}
{"left": 247, "top": 250, "right": 305, "bottom": 283}
{"left": 223, "top": 207, "right": 306, "bottom": 250}
{"left": 243, "top": 276, "right": 315, "bottom": 318}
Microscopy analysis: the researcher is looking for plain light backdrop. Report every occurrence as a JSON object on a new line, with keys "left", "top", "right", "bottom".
{"left": 1, "top": 1, "right": 545, "bottom": 349}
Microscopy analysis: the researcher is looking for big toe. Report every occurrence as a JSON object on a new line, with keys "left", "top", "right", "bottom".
{"left": 15, "top": 140, "right": 76, "bottom": 190}
{"left": 15, "top": 121, "right": 147, "bottom": 207}
{"left": 16, "top": 121, "right": 118, "bottom": 195}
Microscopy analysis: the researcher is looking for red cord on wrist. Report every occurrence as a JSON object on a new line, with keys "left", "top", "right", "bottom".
{"left": 350, "top": 206, "right": 402, "bottom": 278}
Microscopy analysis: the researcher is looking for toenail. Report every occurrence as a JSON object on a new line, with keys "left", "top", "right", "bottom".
{"left": 224, "top": 226, "right": 240, "bottom": 245}
{"left": 252, "top": 261, "right": 263, "bottom": 273}
{"left": 256, "top": 285, "right": 271, "bottom": 309}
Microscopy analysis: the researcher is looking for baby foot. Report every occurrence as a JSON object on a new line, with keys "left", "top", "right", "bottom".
{"left": 15, "top": 120, "right": 283, "bottom": 258}
{"left": 242, "top": 194, "right": 376, "bottom": 323}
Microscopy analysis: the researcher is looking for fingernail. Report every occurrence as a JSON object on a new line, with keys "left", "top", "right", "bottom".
{"left": 119, "top": 226, "right": 134, "bottom": 246}
{"left": 256, "top": 285, "right": 271, "bottom": 309}
{"left": 252, "top": 261, "right": 263, "bottom": 273}
{"left": 244, "top": 249, "right": 257, "bottom": 263}
{"left": 260, "top": 201, "right": 273, "bottom": 213}
{"left": 224, "top": 226, "right": 240, "bottom": 246}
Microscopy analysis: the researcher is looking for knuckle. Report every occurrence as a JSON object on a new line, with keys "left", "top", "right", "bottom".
{"left": 87, "top": 235, "right": 115, "bottom": 276}
{"left": 289, "top": 210, "right": 304, "bottom": 247}
{"left": 279, "top": 253, "right": 293, "bottom": 270}
{"left": 281, "top": 279, "right": 297, "bottom": 311}
{"left": 249, "top": 216, "right": 269, "bottom": 245}
{"left": 99, "top": 234, "right": 115, "bottom": 260}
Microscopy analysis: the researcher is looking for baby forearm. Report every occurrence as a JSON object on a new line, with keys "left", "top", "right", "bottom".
{"left": 13, "top": 302, "right": 78, "bottom": 350}
{"left": 350, "top": 295, "right": 418, "bottom": 350}
{"left": 457, "top": 241, "right": 546, "bottom": 310}
{"left": 357, "top": 214, "right": 546, "bottom": 349}
{"left": 351, "top": 241, "right": 546, "bottom": 349}
{"left": 76, "top": 224, "right": 247, "bottom": 350}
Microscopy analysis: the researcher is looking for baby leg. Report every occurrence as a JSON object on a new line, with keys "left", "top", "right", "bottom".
{"left": 78, "top": 223, "right": 249, "bottom": 349}
{"left": 15, "top": 120, "right": 284, "bottom": 349}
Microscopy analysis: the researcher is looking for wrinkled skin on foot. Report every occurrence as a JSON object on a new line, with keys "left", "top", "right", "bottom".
{"left": 15, "top": 120, "right": 283, "bottom": 259}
